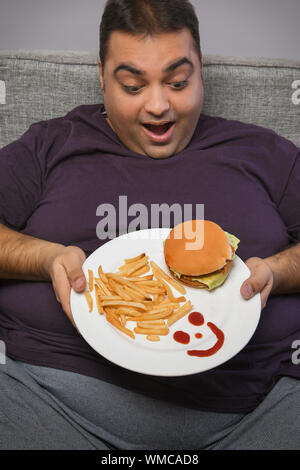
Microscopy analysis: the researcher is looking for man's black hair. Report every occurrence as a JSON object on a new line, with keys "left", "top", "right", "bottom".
{"left": 99, "top": 0, "right": 201, "bottom": 69}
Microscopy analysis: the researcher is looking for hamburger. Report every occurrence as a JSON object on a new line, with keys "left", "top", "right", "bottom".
{"left": 163, "top": 219, "right": 240, "bottom": 290}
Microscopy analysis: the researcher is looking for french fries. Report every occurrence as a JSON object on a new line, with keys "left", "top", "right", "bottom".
{"left": 84, "top": 291, "right": 93, "bottom": 312}
{"left": 150, "top": 260, "right": 186, "bottom": 294}
{"left": 84, "top": 253, "right": 193, "bottom": 341}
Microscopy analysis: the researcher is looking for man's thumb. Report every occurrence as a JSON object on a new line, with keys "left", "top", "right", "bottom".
{"left": 240, "top": 281, "right": 254, "bottom": 300}
{"left": 72, "top": 275, "right": 86, "bottom": 292}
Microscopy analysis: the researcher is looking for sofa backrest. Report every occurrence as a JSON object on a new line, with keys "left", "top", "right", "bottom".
{"left": 0, "top": 49, "right": 299, "bottom": 149}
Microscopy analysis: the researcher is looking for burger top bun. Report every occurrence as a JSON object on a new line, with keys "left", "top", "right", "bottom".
{"left": 164, "top": 220, "right": 232, "bottom": 276}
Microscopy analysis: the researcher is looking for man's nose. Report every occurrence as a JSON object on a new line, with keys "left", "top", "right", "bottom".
{"left": 144, "top": 85, "right": 170, "bottom": 116}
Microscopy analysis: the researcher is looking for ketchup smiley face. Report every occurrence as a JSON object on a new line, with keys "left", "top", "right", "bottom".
{"left": 173, "top": 311, "right": 225, "bottom": 357}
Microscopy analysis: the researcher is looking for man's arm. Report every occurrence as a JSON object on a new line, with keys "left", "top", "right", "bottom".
{"left": 0, "top": 223, "right": 87, "bottom": 327}
{"left": 0, "top": 223, "right": 63, "bottom": 281}
{"left": 240, "top": 243, "right": 300, "bottom": 308}
{"left": 265, "top": 243, "right": 300, "bottom": 294}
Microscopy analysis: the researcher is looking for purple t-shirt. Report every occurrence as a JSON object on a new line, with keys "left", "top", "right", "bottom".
{"left": 0, "top": 104, "right": 299, "bottom": 413}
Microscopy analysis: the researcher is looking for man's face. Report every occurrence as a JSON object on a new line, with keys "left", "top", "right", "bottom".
{"left": 98, "top": 29, "right": 204, "bottom": 159}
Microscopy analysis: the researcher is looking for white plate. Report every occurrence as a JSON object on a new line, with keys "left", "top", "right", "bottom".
{"left": 71, "top": 228, "right": 261, "bottom": 377}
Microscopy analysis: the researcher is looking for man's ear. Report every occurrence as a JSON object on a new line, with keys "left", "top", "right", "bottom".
{"left": 98, "top": 59, "right": 105, "bottom": 93}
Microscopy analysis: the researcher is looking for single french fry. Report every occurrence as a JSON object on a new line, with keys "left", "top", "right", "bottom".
{"left": 128, "top": 305, "right": 175, "bottom": 322}
{"left": 150, "top": 261, "right": 186, "bottom": 294}
{"left": 167, "top": 301, "right": 193, "bottom": 326}
{"left": 101, "top": 300, "right": 147, "bottom": 310}
{"left": 106, "top": 313, "right": 135, "bottom": 339}
{"left": 94, "top": 277, "right": 112, "bottom": 296}
{"left": 146, "top": 335, "right": 160, "bottom": 342}
{"left": 118, "top": 255, "right": 148, "bottom": 272}
{"left": 137, "top": 321, "right": 166, "bottom": 329}
{"left": 98, "top": 265, "right": 109, "bottom": 284}
{"left": 128, "top": 265, "right": 150, "bottom": 277}
{"left": 130, "top": 280, "right": 159, "bottom": 286}
{"left": 97, "top": 295, "right": 122, "bottom": 300}
{"left": 84, "top": 291, "right": 93, "bottom": 312}
{"left": 134, "top": 327, "right": 169, "bottom": 336}
{"left": 94, "top": 284, "right": 104, "bottom": 314}
{"left": 116, "top": 307, "right": 143, "bottom": 316}
{"left": 125, "top": 275, "right": 153, "bottom": 282}
{"left": 146, "top": 301, "right": 177, "bottom": 312}
{"left": 88, "top": 269, "right": 94, "bottom": 292}
{"left": 121, "top": 256, "right": 149, "bottom": 276}
{"left": 124, "top": 253, "right": 146, "bottom": 264}
{"left": 106, "top": 273, "right": 127, "bottom": 284}
{"left": 138, "top": 319, "right": 166, "bottom": 326}
{"left": 138, "top": 286, "right": 166, "bottom": 295}
{"left": 174, "top": 296, "right": 187, "bottom": 303}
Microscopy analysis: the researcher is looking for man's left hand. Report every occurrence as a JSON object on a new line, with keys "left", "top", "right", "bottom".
{"left": 240, "top": 257, "right": 274, "bottom": 309}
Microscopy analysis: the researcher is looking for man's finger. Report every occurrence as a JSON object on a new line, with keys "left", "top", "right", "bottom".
{"left": 52, "top": 265, "right": 76, "bottom": 325}
{"left": 240, "top": 281, "right": 254, "bottom": 299}
{"left": 240, "top": 257, "right": 273, "bottom": 302}
{"left": 62, "top": 252, "right": 86, "bottom": 292}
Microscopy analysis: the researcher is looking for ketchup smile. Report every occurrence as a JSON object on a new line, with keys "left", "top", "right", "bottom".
{"left": 173, "top": 309, "right": 225, "bottom": 357}
{"left": 187, "top": 322, "right": 225, "bottom": 357}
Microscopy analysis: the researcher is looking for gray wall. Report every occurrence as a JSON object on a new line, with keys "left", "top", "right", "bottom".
{"left": 0, "top": 0, "right": 299, "bottom": 61}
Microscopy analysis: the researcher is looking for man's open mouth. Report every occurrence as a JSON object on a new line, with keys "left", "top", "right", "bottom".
{"left": 142, "top": 121, "right": 175, "bottom": 143}
{"left": 143, "top": 122, "right": 174, "bottom": 135}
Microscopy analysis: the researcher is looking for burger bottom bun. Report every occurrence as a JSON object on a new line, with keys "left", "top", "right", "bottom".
{"left": 167, "top": 260, "right": 232, "bottom": 290}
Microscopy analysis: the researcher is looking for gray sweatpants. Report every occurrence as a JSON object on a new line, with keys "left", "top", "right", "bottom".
{"left": 0, "top": 355, "right": 299, "bottom": 450}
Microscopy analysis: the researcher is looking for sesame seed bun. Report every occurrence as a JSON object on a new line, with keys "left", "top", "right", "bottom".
{"left": 164, "top": 220, "right": 232, "bottom": 277}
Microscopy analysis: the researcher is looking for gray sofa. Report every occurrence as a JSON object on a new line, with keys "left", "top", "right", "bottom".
{"left": 0, "top": 49, "right": 299, "bottom": 149}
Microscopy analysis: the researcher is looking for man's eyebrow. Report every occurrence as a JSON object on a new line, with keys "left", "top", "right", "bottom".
{"left": 113, "top": 64, "right": 145, "bottom": 77}
{"left": 113, "top": 57, "right": 194, "bottom": 77}
{"left": 164, "top": 57, "right": 194, "bottom": 73}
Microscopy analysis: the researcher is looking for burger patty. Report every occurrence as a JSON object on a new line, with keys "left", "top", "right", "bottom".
{"left": 167, "top": 260, "right": 232, "bottom": 289}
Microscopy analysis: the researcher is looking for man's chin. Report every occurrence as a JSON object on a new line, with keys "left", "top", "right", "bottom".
{"left": 120, "top": 133, "right": 183, "bottom": 159}
{"left": 143, "top": 148, "right": 175, "bottom": 159}
{"left": 138, "top": 141, "right": 182, "bottom": 159}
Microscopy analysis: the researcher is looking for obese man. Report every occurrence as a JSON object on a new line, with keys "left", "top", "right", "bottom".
{"left": 0, "top": 0, "right": 299, "bottom": 450}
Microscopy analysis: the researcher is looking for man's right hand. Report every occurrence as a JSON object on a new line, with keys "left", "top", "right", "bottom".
{"left": 47, "top": 246, "right": 87, "bottom": 328}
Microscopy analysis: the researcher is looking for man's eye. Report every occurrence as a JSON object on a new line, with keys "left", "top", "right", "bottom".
{"left": 122, "top": 85, "right": 142, "bottom": 94}
{"left": 169, "top": 80, "right": 189, "bottom": 90}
